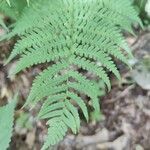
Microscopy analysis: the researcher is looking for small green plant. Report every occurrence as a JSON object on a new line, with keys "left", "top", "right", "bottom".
{"left": 16, "top": 112, "right": 33, "bottom": 130}
{"left": 0, "top": 0, "right": 142, "bottom": 149}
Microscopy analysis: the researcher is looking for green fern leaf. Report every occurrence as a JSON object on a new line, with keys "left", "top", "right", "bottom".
{"left": 0, "top": 96, "right": 17, "bottom": 150}
{"left": 2, "top": 0, "right": 142, "bottom": 149}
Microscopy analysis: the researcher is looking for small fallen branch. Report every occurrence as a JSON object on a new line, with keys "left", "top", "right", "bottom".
{"left": 97, "top": 134, "right": 131, "bottom": 150}
{"left": 60, "top": 128, "right": 122, "bottom": 149}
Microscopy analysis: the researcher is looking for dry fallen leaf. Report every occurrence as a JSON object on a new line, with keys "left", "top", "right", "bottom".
{"left": 25, "top": 129, "right": 36, "bottom": 149}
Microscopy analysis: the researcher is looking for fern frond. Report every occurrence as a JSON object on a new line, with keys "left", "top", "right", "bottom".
{"left": 3, "top": 0, "right": 142, "bottom": 149}
{"left": 0, "top": 96, "right": 17, "bottom": 150}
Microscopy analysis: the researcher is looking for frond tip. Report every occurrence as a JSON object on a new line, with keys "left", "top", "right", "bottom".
{"left": 3, "top": 0, "right": 142, "bottom": 149}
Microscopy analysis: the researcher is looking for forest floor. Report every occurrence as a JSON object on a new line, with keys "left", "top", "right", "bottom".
{"left": 0, "top": 28, "right": 150, "bottom": 150}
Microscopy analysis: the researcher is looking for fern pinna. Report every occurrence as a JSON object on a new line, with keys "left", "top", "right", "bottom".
{"left": 1, "top": 0, "right": 142, "bottom": 149}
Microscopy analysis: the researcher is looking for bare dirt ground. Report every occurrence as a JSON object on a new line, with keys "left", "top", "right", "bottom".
{"left": 0, "top": 29, "right": 150, "bottom": 150}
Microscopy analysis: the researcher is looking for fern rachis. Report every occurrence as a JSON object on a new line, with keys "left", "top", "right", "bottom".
{"left": 0, "top": 0, "right": 142, "bottom": 149}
